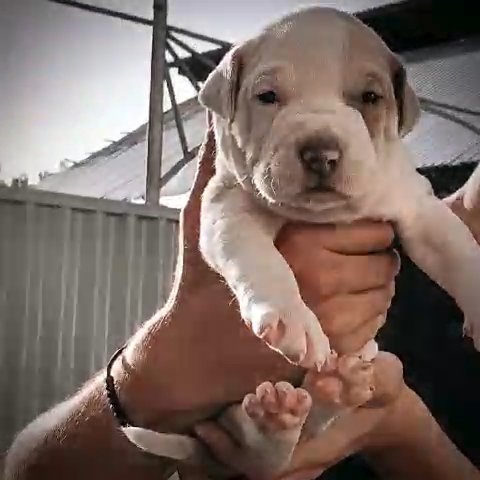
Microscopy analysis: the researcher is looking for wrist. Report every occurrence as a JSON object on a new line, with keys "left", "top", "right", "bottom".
{"left": 108, "top": 310, "right": 197, "bottom": 432}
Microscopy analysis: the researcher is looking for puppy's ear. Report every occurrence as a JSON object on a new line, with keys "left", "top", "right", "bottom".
{"left": 198, "top": 46, "right": 243, "bottom": 123}
{"left": 392, "top": 63, "right": 420, "bottom": 137}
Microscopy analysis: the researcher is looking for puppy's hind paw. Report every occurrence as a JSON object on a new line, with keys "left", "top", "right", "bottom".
{"left": 242, "top": 381, "right": 312, "bottom": 434}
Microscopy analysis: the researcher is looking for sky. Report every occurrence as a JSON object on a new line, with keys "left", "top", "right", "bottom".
{"left": 0, "top": 0, "right": 392, "bottom": 183}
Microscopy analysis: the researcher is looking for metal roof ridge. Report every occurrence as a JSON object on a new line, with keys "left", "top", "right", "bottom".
{"left": 72, "top": 96, "right": 202, "bottom": 168}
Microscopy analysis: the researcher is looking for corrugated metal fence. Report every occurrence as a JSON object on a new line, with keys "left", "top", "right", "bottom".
{"left": 0, "top": 186, "right": 179, "bottom": 452}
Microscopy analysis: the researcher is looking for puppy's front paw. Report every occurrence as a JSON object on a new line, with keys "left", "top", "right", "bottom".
{"left": 242, "top": 381, "right": 312, "bottom": 435}
{"left": 242, "top": 300, "right": 331, "bottom": 369}
{"left": 303, "top": 355, "right": 375, "bottom": 410}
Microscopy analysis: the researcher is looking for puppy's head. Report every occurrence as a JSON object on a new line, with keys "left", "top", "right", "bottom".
{"left": 199, "top": 8, "right": 420, "bottom": 211}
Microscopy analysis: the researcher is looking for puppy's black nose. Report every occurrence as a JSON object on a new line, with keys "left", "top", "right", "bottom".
{"left": 298, "top": 139, "right": 341, "bottom": 178}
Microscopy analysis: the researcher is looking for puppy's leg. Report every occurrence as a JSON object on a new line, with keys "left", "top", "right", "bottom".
{"left": 396, "top": 195, "right": 480, "bottom": 349}
{"left": 218, "top": 382, "right": 312, "bottom": 479}
{"left": 201, "top": 177, "right": 331, "bottom": 368}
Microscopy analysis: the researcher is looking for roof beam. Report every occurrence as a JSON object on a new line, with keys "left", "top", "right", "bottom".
{"left": 176, "top": 0, "right": 480, "bottom": 83}
{"left": 45, "top": 0, "right": 153, "bottom": 26}
{"left": 357, "top": 0, "right": 480, "bottom": 54}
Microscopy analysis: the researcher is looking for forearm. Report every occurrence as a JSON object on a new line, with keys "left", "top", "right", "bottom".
{"left": 4, "top": 374, "right": 175, "bottom": 480}
{"left": 363, "top": 386, "right": 480, "bottom": 480}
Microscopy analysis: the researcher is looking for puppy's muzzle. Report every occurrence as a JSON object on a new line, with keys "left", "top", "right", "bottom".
{"left": 298, "top": 136, "right": 341, "bottom": 184}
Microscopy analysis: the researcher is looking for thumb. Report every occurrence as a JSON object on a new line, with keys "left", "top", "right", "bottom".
{"left": 180, "top": 111, "right": 216, "bottom": 246}
{"left": 184, "top": 111, "right": 216, "bottom": 211}
{"left": 366, "top": 352, "right": 404, "bottom": 407}
{"left": 462, "top": 162, "right": 480, "bottom": 212}
{"left": 444, "top": 162, "right": 480, "bottom": 212}
{"left": 444, "top": 163, "right": 480, "bottom": 242}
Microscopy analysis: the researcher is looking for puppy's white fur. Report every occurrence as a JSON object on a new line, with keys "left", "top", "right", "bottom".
{"left": 124, "top": 7, "right": 480, "bottom": 477}
{"left": 198, "top": 8, "right": 480, "bottom": 366}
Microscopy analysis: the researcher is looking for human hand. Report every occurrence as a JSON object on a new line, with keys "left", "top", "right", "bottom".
{"left": 444, "top": 162, "right": 480, "bottom": 243}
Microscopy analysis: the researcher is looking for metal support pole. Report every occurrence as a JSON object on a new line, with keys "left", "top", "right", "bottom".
{"left": 145, "top": 0, "right": 168, "bottom": 205}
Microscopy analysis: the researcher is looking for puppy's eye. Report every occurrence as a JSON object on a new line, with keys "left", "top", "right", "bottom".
{"left": 361, "top": 90, "right": 382, "bottom": 105}
{"left": 256, "top": 90, "right": 278, "bottom": 105}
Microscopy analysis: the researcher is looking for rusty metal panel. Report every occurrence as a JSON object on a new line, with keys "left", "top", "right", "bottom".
{"left": 0, "top": 187, "right": 179, "bottom": 451}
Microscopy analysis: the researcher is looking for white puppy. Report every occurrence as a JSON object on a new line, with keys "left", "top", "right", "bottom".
{"left": 197, "top": 7, "right": 480, "bottom": 367}
{"left": 123, "top": 7, "right": 480, "bottom": 478}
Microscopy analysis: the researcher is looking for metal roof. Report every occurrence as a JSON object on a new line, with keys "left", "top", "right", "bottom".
{"left": 36, "top": 38, "right": 480, "bottom": 206}
{"left": 406, "top": 39, "right": 480, "bottom": 167}
{"left": 36, "top": 97, "right": 206, "bottom": 203}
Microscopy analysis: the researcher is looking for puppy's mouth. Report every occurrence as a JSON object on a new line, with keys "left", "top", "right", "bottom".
{"left": 253, "top": 170, "right": 346, "bottom": 207}
{"left": 301, "top": 187, "right": 348, "bottom": 203}
{"left": 306, "top": 182, "right": 338, "bottom": 194}
{"left": 303, "top": 174, "right": 347, "bottom": 197}
{"left": 285, "top": 189, "right": 352, "bottom": 218}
